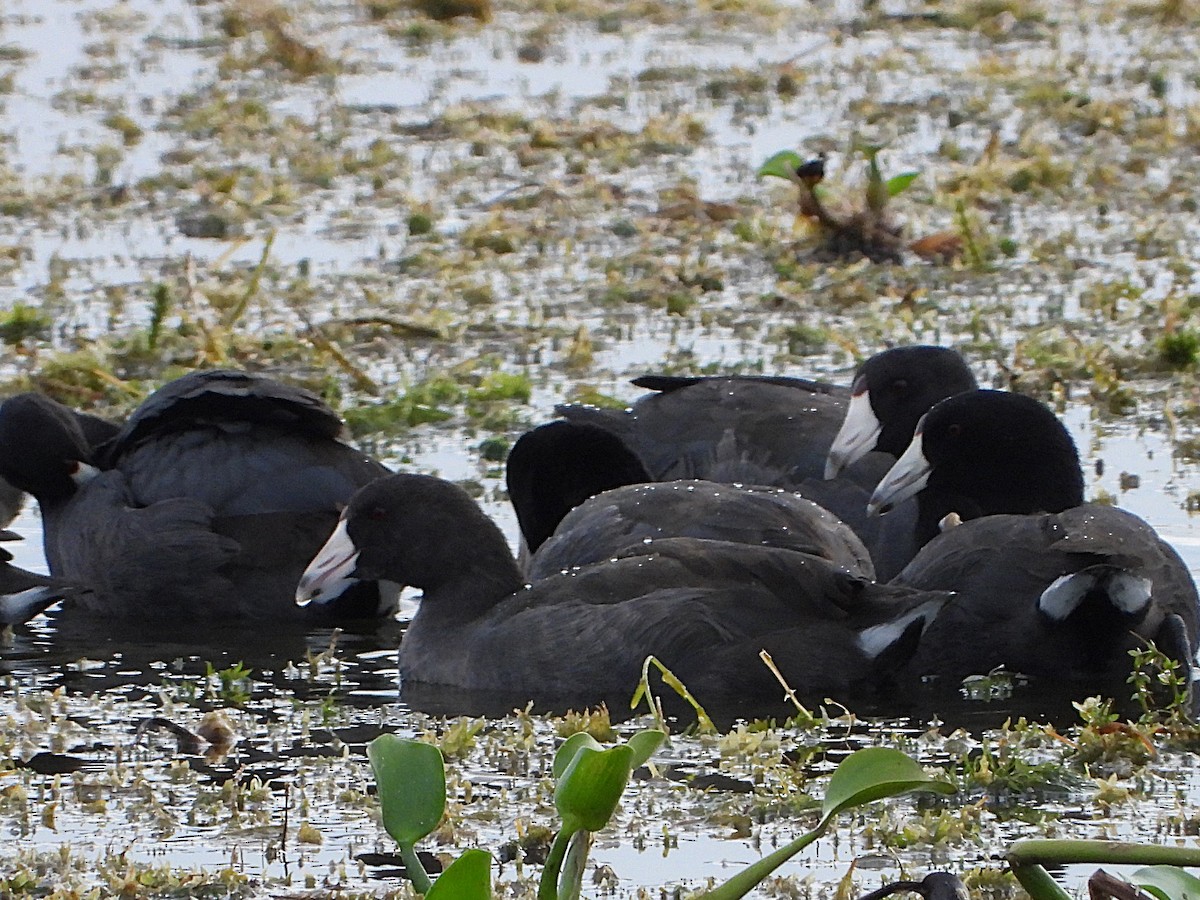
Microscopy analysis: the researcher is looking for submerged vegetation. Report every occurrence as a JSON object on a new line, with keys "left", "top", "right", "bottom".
{"left": 4, "top": 0, "right": 1200, "bottom": 895}
{"left": 0, "top": 641, "right": 1198, "bottom": 897}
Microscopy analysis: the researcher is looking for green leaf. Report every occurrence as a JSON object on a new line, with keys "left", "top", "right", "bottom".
{"left": 426, "top": 849, "right": 492, "bottom": 900}
{"left": 1009, "top": 864, "right": 1072, "bottom": 900}
{"left": 757, "top": 150, "right": 804, "bottom": 181}
{"left": 886, "top": 171, "right": 920, "bottom": 196}
{"left": 627, "top": 729, "right": 667, "bottom": 769}
{"left": 367, "top": 735, "right": 446, "bottom": 847}
{"left": 819, "top": 747, "right": 954, "bottom": 826}
{"left": 553, "top": 732, "right": 604, "bottom": 780}
{"left": 1134, "top": 866, "right": 1200, "bottom": 900}
{"left": 555, "top": 743, "right": 635, "bottom": 833}
{"left": 1008, "top": 840, "right": 1200, "bottom": 869}
{"left": 698, "top": 748, "right": 953, "bottom": 900}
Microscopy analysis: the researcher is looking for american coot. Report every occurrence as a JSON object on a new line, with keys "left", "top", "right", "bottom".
{"left": 506, "top": 420, "right": 874, "bottom": 581}
{"left": 0, "top": 370, "right": 395, "bottom": 622}
{"left": 824, "top": 349, "right": 977, "bottom": 479}
{"left": 297, "top": 473, "right": 952, "bottom": 704}
{"left": 556, "top": 345, "right": 977, "bottom": 486}
{"left": 0, "top": 410, "right": 119, "bottom": 625}
{"left": 550, "top": 346, "right": 975, "bottom": 580}
{"left": 505, "top": 419, "right": 655, "bottom": 562}
{"left": 869, "top": 390, "right": 1199, "bottom": 683}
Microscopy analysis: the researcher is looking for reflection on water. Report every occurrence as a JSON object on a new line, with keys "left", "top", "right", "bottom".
{"left": 3, "top": 611, "right": 403, "bottom": 701}
{"left": 0, "top": 605, "right": 1150, "bottom": 734}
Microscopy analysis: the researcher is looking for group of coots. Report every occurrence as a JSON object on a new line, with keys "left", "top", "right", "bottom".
{"left": 0, "top": 348, "right": 1195, "bottom": 707}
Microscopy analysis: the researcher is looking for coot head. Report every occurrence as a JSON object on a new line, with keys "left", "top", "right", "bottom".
{"left": 506, "top": 421, "right": 651, "bottom": 555}
{"left": 0, "top": 394, "right": 96, "bottom": 505}
{"left": 825, "top": 345, "right": 977, "bottom": 479}
{"left": 868, "top": 390, "right": 1085, "bottom": 543}
{"left": 298, "top": 474, "right": 520, "bottom": 608}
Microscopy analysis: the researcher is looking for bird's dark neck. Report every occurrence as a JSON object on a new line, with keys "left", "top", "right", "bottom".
{"left": 419, "top": 542, "right": 526, "bottom": 621}
{"left": 912, "top": 487, "right": 977, "bottom": 547}
{"left": 914, "top": 470, "right": 1083, "bottom": 547}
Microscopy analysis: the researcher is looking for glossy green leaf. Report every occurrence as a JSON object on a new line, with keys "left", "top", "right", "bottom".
{"left": 555, "top": 743, "right": 634, "bottom": 833}
{"left": 819, "top": 747, "right": 954, "bottom": 826}
{"left": 367, "top": 734, "right": 446, "bottom": 847}
{"left": 627, "top": 729, "right": 667, "bottom": 769}
{"left": 1009, "top": 864, "right": 1072, "bottom": 900}
{"left": 1008, "top": 840, "right": 1200, "bottom": 869}
{"left": 886, "top": 171, "right": 920, "bottom": 196}
{"left": 757, "top": 150, "right": 804, "bottom": 181}
{"left": 426, "top": 848, "right": 492, "bottom": 900}
{"left": 698, "top": 748, "right": 954, "bottom": 900}
{"left": 1134, "top": 866, "right": 1200, "bottom": 900}
{"left": 553, "top": 732, "right": 604, "bottom": 780}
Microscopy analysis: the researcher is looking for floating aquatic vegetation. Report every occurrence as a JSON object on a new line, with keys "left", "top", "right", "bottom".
{"left": 758, "top": 145, "right": 939, "bottom": 265}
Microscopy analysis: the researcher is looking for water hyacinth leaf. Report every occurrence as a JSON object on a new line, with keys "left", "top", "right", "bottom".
{"left": 757, "top": 150, "right": 804, "bottom": 181}
{"left": 367, "top": 734, "right": 446, "bottom": 846}
{"left": 555, "top": 743, "right": 635, "bottom": 833}
{"left": 627, "top": 729, "right": 667, "bottom": 769}
{"left": 553, "top": 731, "right": 604, "bottom": 780}
{"left": 1009, "top": 864, "right": 1072, "bottom": 900}
{"left": 819, "top": 747, "right": 954, "bottom": 826}
{"left": 1134, "top": 866, "right": 1200, "bottom": 900}
{"left": 698, "top": 748, "right": 954, "bottom": 900}
{"left": 886, "top": 171, "right": 920, "bottom": 196}
{"left": 425, "top": 848, "right": 492, "bottom": 900}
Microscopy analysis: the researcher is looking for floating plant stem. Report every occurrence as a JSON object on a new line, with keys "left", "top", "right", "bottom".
{"left": 631, "top": 654, "right": 715, "bottom": 734}
{"left": 698, "top": 748, "right": 956, "bottom": 900}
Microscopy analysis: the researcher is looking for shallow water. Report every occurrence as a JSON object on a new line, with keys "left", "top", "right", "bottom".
{"left": 5, "top": 0, "right": 1200, "bottom": 895}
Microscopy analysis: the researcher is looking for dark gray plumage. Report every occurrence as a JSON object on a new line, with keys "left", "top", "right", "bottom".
{"left": 506, "top": 420, "right": 875, "bottom": 582}
{"left": 528, "top": 480, "right": 875, "bottom": 582}
{"left": 0, "top": 370, "right": 393, "bottom": 622}
{"left": 552, "top": 346, "right": 975, "bottom": 578}
{"left": 556, "top": 345, "right": 977, "bottom": 486}
{"left": 873, "top": 390, "right": 1199, "bottom": 685}
{"left": 298, "top": 473, "right": 951, "bottom": 705}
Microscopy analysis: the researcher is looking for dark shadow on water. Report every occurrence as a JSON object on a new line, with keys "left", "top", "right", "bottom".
{"left": 399, "top": 673, "right": 1141, "bottom": 735}
{"left": 0, "top": 611, "right": 1166, "bottom": 738}
{"left": 0, "top": 610, "right": 404, "bottom": 706}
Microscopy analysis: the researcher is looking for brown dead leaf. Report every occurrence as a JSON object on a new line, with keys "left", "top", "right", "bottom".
{"left": 909, "top": 231, "right": 964, "bottom": 263}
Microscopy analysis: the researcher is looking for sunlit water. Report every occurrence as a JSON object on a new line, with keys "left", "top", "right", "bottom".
{"left": 5, "top": 0, "right": 1200, "bottom": 895}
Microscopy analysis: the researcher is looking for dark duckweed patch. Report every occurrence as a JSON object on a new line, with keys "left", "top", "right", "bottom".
{"left": 5, "top": 0, "right": 1200, "bottom": 894}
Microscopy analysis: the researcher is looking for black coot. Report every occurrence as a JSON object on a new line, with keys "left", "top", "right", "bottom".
{"left": 0, "top": 370, "right": 394, "bottom": 622}
{"left": 297, "top": 473, "right": 952, "bottom": 705}
{"left": 870, "top": 389, "right": 1199, "bottom": 685}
